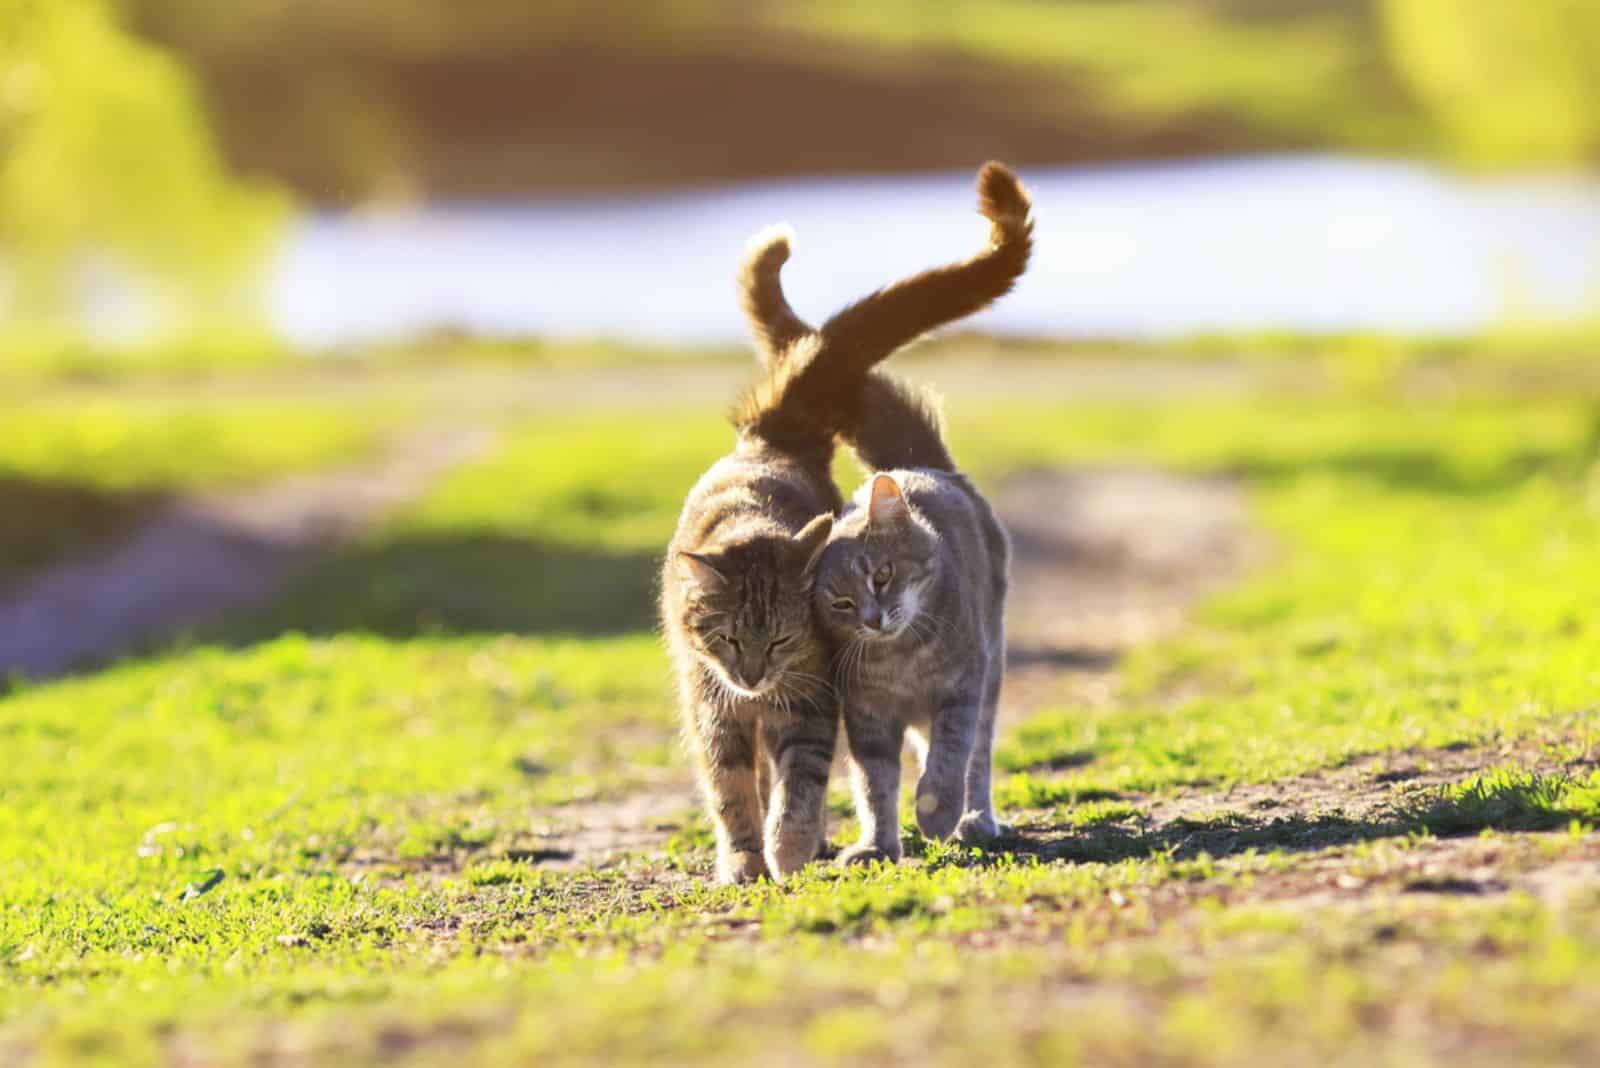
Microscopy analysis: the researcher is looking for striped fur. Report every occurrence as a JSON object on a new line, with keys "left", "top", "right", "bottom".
{"left": 662, "top": 426, "right": 841, "bottom": 884}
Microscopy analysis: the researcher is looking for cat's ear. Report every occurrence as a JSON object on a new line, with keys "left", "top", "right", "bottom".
{"left": 867, "top": 474, "right": 909, "bottom": 530}
{"left": 678, "top": 551, "right": 728, "bottom": 592}
{"left": 792, "top": 513, "right": 834, "bottom": 575}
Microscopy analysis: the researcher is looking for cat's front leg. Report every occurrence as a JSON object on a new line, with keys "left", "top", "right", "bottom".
{"left": 956, "top": 665, "right": 1006, "bottom": 843}
{"left": 838, "top": 703, "right": 906, "bottom": 866}
{"left": 761, "top": 707, "right": 836, "bottom": 880}
{"left": 915, "top": 692, "right": 981, "bottom": 840}
{"left": 693, "top": 708, "right": 769, "bottom": 885}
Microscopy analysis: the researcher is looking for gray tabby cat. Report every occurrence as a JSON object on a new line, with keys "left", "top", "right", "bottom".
{"left": 736, "top": 162, "right": 1034, "bottom": 866}
{"left": 663, "top": 167, "right": 1025, "bottom": 883}
{"left": 820, "top": 462, "right": 1013, "bottom": 864}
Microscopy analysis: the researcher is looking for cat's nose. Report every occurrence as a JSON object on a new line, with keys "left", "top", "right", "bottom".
{"left": 863, "top": 610, "right": 885, "bottom": 632}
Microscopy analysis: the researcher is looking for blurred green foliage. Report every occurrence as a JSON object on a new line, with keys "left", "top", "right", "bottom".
{"left": 1381, "top": 0, "right": 1600, "bottom": 167}
{"left": 0, "top": 0, "right": 284, "bottom": 327}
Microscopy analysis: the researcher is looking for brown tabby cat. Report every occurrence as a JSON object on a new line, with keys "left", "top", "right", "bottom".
{"left": 737, "top": 162, "right": 1033, "bottom": 866}
{"left": 664, "top": 172, "right": 1023, "bottom": 883}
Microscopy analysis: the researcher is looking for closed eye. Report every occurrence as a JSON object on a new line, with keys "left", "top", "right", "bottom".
{"left": 713, "top": 634, "right": 740, "bottom": 653}
{"left": 769, "top": 635, "right": 793, "bottom": 652}
{"left": 830, "top": 598, "right": 855, "bottom": 612}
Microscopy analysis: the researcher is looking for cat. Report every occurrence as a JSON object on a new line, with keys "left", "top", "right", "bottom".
{"left": 664, "top": 165, "right": 1025, "bottom": 884}
{"left": 735, "top": 161, "right": 1034, "bottom": 866}
{"left": 820, "top": 463, "right": 1013, "bottom": 864}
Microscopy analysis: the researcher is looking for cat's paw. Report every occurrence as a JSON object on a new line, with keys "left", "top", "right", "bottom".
{"left": 717, "top": 849, "right": 770, "bottom": 885}
{"left": 913, "top": 787, "right": 963, "bottom": 840}
{"left": 836, "top": 842, "right": 901, "bottom": 868}
{"left": 765, "top": 830, "right": 824, "bottom": 882}
{"left": 955, "top": 810, "right": 1007, "bottom": 844}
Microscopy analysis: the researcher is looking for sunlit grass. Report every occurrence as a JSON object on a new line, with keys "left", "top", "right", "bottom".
{"left": 0, "top": 397, "right": 394, "bottom": 492}
{"left": 4, "top": 360, "right": 1600, "bottom": 1063}
{"left": 0, "top": 393, "right": 399, "bottom": 584}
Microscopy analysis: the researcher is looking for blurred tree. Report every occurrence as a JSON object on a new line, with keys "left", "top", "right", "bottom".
{"left": 0, "top": 0, "right": 284, "bottom": 328}
{"left": 1381, "top": 0, "right": 1600, "bottom": 167}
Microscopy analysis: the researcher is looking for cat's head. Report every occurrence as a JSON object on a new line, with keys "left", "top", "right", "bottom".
{"left": 673, "top": 513, "right": 833, "bottom": 700}
{"left": 814, "top": 474, "right": 941, "bottom": 645}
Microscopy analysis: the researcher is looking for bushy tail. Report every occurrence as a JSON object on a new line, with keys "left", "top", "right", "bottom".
{"left": 737, "top": 223, "right": 811, "bottom": 363}
{"left": 844, "top": 373, "right": 956, "bottom": 472}
{"left": 733, "top": 162, "right": 1032, "bottom": 467}
{"left": 815, "top": 161, "right": 1033, "bottom": 370}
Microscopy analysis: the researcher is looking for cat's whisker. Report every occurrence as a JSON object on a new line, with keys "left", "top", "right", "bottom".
{"left": 847, "top": 638, "right": 869, "bottom": 686}
{"left": 908, "top": 616, "right": 943, "bottom": 645}
{"left": 782, "top": 669, "right": 836, "bottom": 700}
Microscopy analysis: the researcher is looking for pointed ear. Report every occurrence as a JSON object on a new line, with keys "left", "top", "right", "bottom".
{"left": 793, "top": 513, "right": 834, "bottom": 574}
{"left": 678, "top": 551, "right": 728, "bottom": 592}
{"left": 867, "top": 474, "right": 909, "bottom": 529}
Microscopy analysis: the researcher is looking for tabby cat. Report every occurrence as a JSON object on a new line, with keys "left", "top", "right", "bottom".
{"left": 739, "top": 162, "right": 1033, "bottom": 865}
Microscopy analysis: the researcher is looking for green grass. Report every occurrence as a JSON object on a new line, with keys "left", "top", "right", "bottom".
{"left": 1413, "top": 769, "right": 1600, "bottom": 835}
{"left": 4, "top": 361, "right": 1600, "bottom": 1064}
{"left": 967, "top": 396, "right": 1600, "bottom": 795}
{"left": 223, "top": 411, "right": 731, "bottom": 640}
{"left": 0, "top": 391, "right": 399, "bottom": 586}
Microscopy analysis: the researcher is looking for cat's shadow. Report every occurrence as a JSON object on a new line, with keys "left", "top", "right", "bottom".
{"left": 902, "top": 798, "right": 1501, "bottom": 871}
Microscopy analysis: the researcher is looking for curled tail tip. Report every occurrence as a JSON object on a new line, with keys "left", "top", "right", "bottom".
{"left": 976, "top": 161, "right": 1031, "bottom": 225}
{"left": 741, "top": 223, "right": 796, "bottom": 270}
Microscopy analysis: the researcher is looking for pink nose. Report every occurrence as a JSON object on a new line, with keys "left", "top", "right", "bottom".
{"left": 864, "top": 611, "right": 885, "bottom": 631}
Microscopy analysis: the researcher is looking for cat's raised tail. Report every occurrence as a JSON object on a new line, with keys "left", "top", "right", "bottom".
{"left": 816, "top": 160, "right": 1032, "bottom": 363}
{"left": 733, "top": 162, "right": 1033, "bottom": 461}
{"left": 737, "top": 223, "right": 809, "bottom": 361}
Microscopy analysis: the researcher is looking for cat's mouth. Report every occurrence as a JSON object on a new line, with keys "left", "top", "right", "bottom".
{"left": 859, "top": 613, "right": 912, "bottom": 642}
{"left": 709, "top": 667, "right": 778, "bottom": 700}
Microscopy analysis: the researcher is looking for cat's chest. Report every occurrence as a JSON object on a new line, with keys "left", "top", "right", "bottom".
{"left": 852, "top": 638, "right": 944, "bottom": 703}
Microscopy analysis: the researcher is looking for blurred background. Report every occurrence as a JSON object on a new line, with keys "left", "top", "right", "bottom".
{"left": 4, "top": 0, "right": 1600, "bottom": 669}
{"left": 4, "top": 0, "right": 1600, "bottom": 355}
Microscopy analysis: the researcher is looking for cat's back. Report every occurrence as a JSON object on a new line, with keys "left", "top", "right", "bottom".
{"left": 897, "top": 470, "right": 1002, "bottom": 546}
{"left": 671, "top": 444, "right": 837, "bottom": 555}
{"left": 896, "top": 468, "right": 1009, "bottom": 598}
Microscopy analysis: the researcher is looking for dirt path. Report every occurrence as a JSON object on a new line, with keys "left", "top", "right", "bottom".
{"left": 0, "top": 426, "right": 492, "bottom": 680}
{"left": 527, "top": 466, "right": 1256, "bottom": 869}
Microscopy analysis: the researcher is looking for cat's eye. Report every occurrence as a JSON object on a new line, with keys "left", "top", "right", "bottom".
{"left": 830, "top": 597, "right": 855, "bottom": 612}
{"left": 714, "top": 634, "right": 740, "bottom": 652}
{"left": 872, "top": 563, "right": 893, "bottom": 587}
{"left": 769, "top": 635, "right": 793, "bottom": 651}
